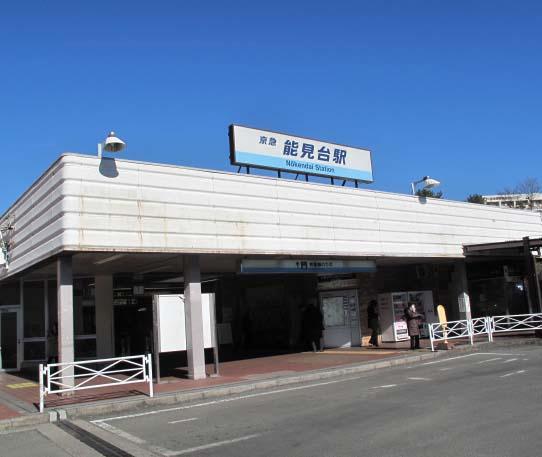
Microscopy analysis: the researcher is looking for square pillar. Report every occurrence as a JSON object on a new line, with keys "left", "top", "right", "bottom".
{"left": 57, "top": 256, "right": 74, "bottom": 388}
{"left": 452, "top": 261, "right": 471, "bottom": 321}
{"left": 95, "top": 275, "right": 114, "bottom": 358}
{"left": 184, "top": 255, "right": 206, "bottom": 380}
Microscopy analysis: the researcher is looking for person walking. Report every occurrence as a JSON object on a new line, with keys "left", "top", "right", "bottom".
{"left": 404, "top": 302, "right": 423, "bottom": 349}
{"left": 367, "top": 300, "right": 379, "bottom": 347}
{"left": 303, "top": 302, "right": 324, "bottom": 352}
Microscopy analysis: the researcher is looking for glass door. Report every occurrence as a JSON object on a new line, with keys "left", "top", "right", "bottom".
{"left": 0, "top": 308, "right": 20, "bottom": 371}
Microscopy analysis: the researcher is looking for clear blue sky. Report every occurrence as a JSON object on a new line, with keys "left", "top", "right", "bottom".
{"left": 1, "top": 1, "right": 541, "bottom": 213}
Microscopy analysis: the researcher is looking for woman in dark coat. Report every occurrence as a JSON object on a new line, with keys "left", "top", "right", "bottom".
{"left": 367, "top": 300, "right": 379, "bottom": 347}
{"left": 404, "top": 302, "right": 423, "bottom": 349}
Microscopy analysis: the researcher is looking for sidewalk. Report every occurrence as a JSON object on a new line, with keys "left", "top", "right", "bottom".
{"left": 0, "top": 335, "right": 535, "bottom": 430}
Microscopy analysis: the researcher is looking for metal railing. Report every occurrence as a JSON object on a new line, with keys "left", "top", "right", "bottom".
{"left": 429, "top": 312, "right": 542, "bottom": 351}
{"left": 39, "top": 354, "right": 153, "bottom": 413}
{"left": 428, "top": 317, "right": 491, "bottom": 351}
{"left": 491, "top": 313, "right": 542, "bottom": 336}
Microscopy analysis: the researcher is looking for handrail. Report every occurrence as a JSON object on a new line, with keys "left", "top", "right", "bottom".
{"left": 429, "top": 312, "right": 542, "bottom": 351}
{"left": 39, "top": 353, "right": 153, "bottom": 413}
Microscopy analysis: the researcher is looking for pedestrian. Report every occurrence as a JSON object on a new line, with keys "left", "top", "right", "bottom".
{"left": 404, "top": 302, "right": 423, "bottom": 349}
{"left": 367, "top": 300, "right": 379, "bottom": 347}
{"left": 303, "top": 301, "right": 324, "bottom": 352}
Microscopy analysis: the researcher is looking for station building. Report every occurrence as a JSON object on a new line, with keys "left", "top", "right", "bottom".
{"left": 0, "top": 153, "right": 541, "bottom": 378}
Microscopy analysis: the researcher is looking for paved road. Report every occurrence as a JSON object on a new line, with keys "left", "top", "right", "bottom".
{"left": 2, "top": 345, "right": 542, "bottom": 456}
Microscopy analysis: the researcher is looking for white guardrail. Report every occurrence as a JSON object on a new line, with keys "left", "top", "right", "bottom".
{"left": 429, "top": 312, "right": 542, "bottom": 352}
{"left": 39, "top": 354, "right": 153, "bottom": 413}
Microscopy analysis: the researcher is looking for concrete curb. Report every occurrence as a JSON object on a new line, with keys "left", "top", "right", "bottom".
{"left": 0, "top": 412, "right": 51, "bottom": 432}
{"left": 1, "top": 337, "right": 539, "bottom": 431}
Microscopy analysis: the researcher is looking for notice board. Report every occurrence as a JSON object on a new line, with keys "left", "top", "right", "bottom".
{"left": 153, "top": 294, "right": 215, "bottom": 353}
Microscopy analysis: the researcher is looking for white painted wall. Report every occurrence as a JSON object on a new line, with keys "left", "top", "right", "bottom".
{"left": 1, "top": 154, "right": 542, "bottom": 277}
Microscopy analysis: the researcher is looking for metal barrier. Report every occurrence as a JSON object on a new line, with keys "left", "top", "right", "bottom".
{"left": 39, "top": 354, "right": 153, "bottom": 413}
{"left": 429, "top": 313, "right": 542, "bottom": 351}
{"left": 428, "top": 317, "right": 491, "bottom": 351}
{"left": 491, "top": 313, "right": 542, "bottom": 336}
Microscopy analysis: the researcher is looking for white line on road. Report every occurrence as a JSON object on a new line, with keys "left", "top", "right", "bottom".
{"left": 502, "top": 358, "right": 518, "bottom": 363}
{"left": 92, "top": 375, "right": 366, "bottom": 424}
{"left": 476, "top": 358, "right": 502, "bottom": 364}
{"left": 161, "top": 433, "right": 262, "bottom": 456}
{"left": 371, "top": 384, "right": 397, "bottom": 389}
{"left": 477, "top": 352, "right": 526, "bottom": 356}
{"left": 168, "top": 417, "right": 199, "bottom": 425}
{"left": 420, "top": 353, "right": 479, "bottom": 365}
{"left": 94, "top": 421, "right": 147, "bottom": 445}
{"left": 439, "top": 367, "right": 453, "bottom": 371}
{"left": 407, "top": 377, "right": 432, "bottom": 381}
{"left": 500, "top": 370, "right": 526, "bottom": 378}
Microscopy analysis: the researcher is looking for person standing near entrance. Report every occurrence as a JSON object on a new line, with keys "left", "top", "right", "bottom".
{"left": 367, "top": 300, "right": 379, "bottom": 347}
{"left": 404, "top": 302, "right": 423, "bottom": 349}
{"left": 303, "top": 301, "right": 324, "bottom": 352}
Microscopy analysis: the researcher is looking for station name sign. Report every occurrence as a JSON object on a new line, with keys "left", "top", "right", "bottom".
{"left": 229, "top": 125, "right": 373, "bottom": 183}
{"left": 240, "top": 259, "right": 377, "bottom": 274}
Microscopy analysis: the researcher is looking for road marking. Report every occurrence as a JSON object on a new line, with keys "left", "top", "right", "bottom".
{"left": 371, "top": 384, "right": 397, "bottom": 389}
{"left": 476, "top": 358, "right": 502, "bottom": 364}
{"left": 502, "top": 358, "right": 518, "bottom": 363}
{"left": 500, "top": 370, "right": 526, "bottom": 378}
{"left": 421, "top": 353, "right": 479, "bottom": 365}
{"left": 168, "top": 417, "right": 198, "bottom": 425}
{"left": 407, "top": 377, "right": 432, "bottom": 381}
{"left": 439, "top": 367, "right": 453, "bottom": 371}
{"left": 94, "top": 420, "right": 147, "bottom": 445}
{"left": 92, "top": 375, "right": 365, "bottom": 424}
{"left": 477, "top": 352, "right": 526, "bottom": 356}
{"left": 161, "top": 433, "right": 262, "bottom": 456}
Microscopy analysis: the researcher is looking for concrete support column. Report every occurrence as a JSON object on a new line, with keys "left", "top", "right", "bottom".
{"left": 453, "top": 261, "right": 471, "bottom": 321}
{"left": 183, "top": 255, "right": 206, "bottom": 380}
{"left": 57, "top": 256, "right": 74, "bottom": 388}
{"left": 95, "top": 275, "right": 114, "bottom": 358}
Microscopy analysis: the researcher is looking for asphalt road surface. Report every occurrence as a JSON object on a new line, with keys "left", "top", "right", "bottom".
{"left": 2, "top": 345, "right": 542, "bottom": 456}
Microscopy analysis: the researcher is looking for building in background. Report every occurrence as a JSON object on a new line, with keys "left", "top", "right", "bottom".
{"left": 483, "top": 193, "right": 542, "bottom": 212}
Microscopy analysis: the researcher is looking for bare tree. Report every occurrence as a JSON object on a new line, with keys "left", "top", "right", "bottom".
{"left": 515, "top": 177, "right": 541, "bottom": 210}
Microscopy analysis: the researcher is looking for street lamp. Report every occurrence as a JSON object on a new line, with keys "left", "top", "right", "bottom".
{"left": 411, "top": 176, "right": 441, "bottom": 195}
{"left": 97, "top": 131, "right": 126, "bottom": 159}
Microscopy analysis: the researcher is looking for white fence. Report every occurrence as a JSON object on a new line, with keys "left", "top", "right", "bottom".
{"left": 429, "top": 313, "right": 542, "bottom": 351}
{"left": 39, "top": 354, "right": 153, "bottom": 413}
{"left": 491, "top": 313, "right": 542, "bottom": 335}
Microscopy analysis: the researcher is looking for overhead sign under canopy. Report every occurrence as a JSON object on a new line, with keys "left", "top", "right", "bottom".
{"left": 229, "top": 125, "right": 373, "bottom": 183}
{"left": 240, "top": 259, "right": 377, "bottom": 274}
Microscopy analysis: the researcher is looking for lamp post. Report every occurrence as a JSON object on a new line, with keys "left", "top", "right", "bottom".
{"left": 97, "top": 131, "right": 126, "bottom": 158}
{"left": 411, "top": 176, "right": 441, "bottom": 195}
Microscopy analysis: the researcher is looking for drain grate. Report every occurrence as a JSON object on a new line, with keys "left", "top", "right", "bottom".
{"left": 56, "top": 420, "right": 134, "bottom": 457}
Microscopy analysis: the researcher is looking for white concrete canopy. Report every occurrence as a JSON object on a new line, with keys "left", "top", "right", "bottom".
{"left": 1, "top": 153, "right": 542, "bottom": 281}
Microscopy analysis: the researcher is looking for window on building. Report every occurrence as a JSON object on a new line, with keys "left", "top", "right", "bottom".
{"left": 0, "top": 281, "right": 20, "bottom": 306}
{"left": 23, "top": 281, "right": 45, "bottom": 338}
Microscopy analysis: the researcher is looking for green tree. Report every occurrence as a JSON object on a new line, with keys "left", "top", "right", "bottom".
{"left": 415, "top": 188, "right": 443, "bottom": 198}
{"left": 466, "top": 194, "right": 485, "bottom": 204}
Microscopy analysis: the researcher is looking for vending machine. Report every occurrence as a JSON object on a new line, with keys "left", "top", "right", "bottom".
{"left": 378, "top": 290, "right": 436, "bottom": 342}
{"left": 378, "top": 292, "right": 409, "bottom": 342}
